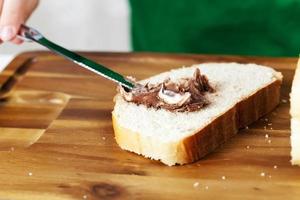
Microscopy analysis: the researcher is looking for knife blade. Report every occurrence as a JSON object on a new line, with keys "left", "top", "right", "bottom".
{"left": 18, "top": 24, "right": 135, "bottom": 90}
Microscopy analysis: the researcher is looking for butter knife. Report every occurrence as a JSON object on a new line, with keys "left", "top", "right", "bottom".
{"left": 18, "top": 24, "right": 135, "bottom": 90}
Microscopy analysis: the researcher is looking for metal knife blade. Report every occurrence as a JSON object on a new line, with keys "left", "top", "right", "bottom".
{"left": 18, "top": 24, "right": 135, "bottom": 90}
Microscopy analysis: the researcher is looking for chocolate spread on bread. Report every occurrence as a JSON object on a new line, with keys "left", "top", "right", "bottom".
{"left": 119, "top": 68, "right": 214, "bottom": 112}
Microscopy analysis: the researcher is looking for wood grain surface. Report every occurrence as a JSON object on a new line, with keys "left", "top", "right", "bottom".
{"left": 0, "top": 51, "right": 299, "bottom": 200}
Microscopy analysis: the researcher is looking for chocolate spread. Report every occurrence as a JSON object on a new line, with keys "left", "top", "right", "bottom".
{"left": 119, "top": 68, "right": 214, "bottom": 112}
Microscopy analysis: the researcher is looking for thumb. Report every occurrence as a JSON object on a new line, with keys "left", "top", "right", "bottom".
{"left": 0, "top": 0, "right": 38, "bottom": 42}
{"left": 0, "top": 0, "right": 25, "bottom": 41}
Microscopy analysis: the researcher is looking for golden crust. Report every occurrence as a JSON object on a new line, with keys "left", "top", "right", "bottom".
{"left": 113, "top": 80, "right": 282, "bottom": 166}
{"left": 291, "top": 58, "right": 300, "bottom": 166}
{"left": 291, "top": 59, "right": 300, "bottom": 117}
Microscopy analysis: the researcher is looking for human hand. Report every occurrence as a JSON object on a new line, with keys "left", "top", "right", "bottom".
{"left": 0, "top": 0, "right": 39, "bottom": 44}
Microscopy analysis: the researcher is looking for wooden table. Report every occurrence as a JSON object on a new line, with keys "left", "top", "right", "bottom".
{"left": 0, "top": 51, "right": 299, "bottom": 200}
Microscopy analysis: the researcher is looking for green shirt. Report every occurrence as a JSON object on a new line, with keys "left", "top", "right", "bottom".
{"left": 130, "top": 0, "right": 300, "bottom": 56}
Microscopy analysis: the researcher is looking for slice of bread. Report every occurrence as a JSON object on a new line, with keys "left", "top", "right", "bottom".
{"left": 112, "top": 63, "right": 282, "bottom": 166}
{"left": 291, "top": 58, "right": 300, "bottom": 166}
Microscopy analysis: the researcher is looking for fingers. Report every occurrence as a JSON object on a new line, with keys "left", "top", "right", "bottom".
{"left": 0, "top": 0, "right": 23, "bottom": 41}
{"left": 0, "top": 0, "right": 38, "bottom": 44}
{"left": 11, "top": 37, "right": 23, "bottom": 45}
{"left": 0, "top": 0, "right": 3, "bottom": 13}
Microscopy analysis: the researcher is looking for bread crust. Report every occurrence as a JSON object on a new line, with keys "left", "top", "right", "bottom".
{"left": 113, "top": 80, "right": 281, "bottom": 166}
{"left": 291, "top": 59, "right": 300, "bottom": 165}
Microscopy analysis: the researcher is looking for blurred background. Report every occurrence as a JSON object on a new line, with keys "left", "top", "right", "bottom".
{"left": 0, "top": 0, "right": 299, "bottom": 56}
{"left": 0, "top": 0, "right": 131, "bottom": 54}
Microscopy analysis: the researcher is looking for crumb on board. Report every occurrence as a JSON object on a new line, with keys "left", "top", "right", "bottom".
{"left": 268, "top": 175, "right": 272, "bottom": 179}
{"left": 260, "top": 172, "right": 265, "bottom": 177}
{"left": 272, "top": 112, "right": 277, "bottom": 116}
{"left": 49, "top": 98, "right": 64, "bottom": 105}
{"left": 264, "top": 118, "right": 269, "bottom": 122}
{"left": 193, "top": 182, "right": 199, "bottom": 187}
{"left": 267, "top": 139, "right": 272, "bottom": 144}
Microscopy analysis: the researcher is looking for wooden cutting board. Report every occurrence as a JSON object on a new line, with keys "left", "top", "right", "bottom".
{"left": 0, "top": 51, "right": 299, "bottom": 200}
